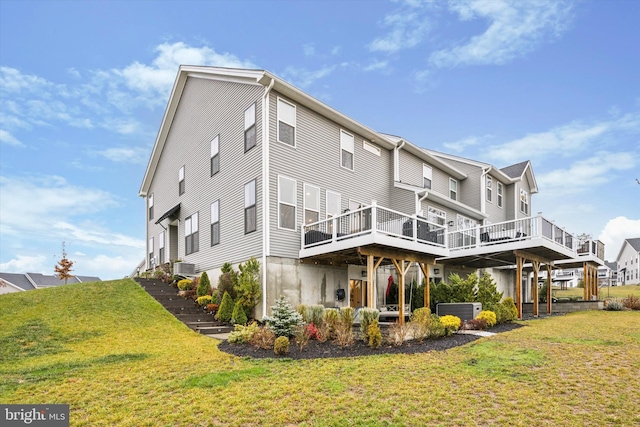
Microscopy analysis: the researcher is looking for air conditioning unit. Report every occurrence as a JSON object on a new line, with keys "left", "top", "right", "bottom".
{"left": 174, "top": 262, "right": 196, "bottom": 276}
{"left": 436, "top": 302, "right": 482, "bottom": 321}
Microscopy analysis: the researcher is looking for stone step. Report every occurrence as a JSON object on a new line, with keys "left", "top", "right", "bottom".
{"left": 158, "top": 299, "right": 196, "bottom": 307}
{"left": 142, "top": 286, "right": 177, "bottom": 294}
{"left": 151, "top": 294, "right": 182, "bottom": 302}
{"left": 196, "top": 325, "right": 234, "bottom": 335}
{"left": 184, "top": 321, "right": 219, "bottom": 328}
{"left": 166, "top": 306, "right": 203, "bottom": 315}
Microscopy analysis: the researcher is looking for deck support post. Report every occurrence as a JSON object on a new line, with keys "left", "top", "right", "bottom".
{"left": 365, "top": 255, "right": 385, "bottom": 309}
{"left": 532, "top": 261, "right": 540, "bottom": 317}
{"left": 418, "top": 263, "right": 430, "bottom": 310}
{"left": 516, "top": 255, "right": 523, "bottom": 319}
{"left": 391, "top": 259, "right": 409, "bottom": 325}
{"left": 546, "top": 264, "right": 553, "bottom": 314}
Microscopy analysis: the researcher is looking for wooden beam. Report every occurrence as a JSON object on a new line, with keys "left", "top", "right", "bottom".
{"left": 583, "top": 263, "right": 589, "bottom": 301}
{"left": 546, "top": 264, "right": 553, "bottom": 314}
{"left": 366, "top": 255, "right": 374, "bottom": 309}
{"left": 516, "top": 255, "right": 523, "bottom": 319}
{"left": 419, "top": 262, "right": 430, "bottom": 310}
{"left": 391, "top": 259, "right": 410, "bottom": 325}
{"left": 359, "top": 246, "right": 435, "bottom": 265}
{"left": 513, "top": 250, "right": 553, "bottom": 266}
{"left": 532, "top": 261, "right": 540, "bottom": 317}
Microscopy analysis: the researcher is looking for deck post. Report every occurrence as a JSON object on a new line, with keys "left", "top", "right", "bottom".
{"left": 583, "top": 263, "right": 589, "bottom": 301}
{"left": 391, "top": 259, "right": 408, "bottom": 325}
{"left": 546, "top": 264, "right": 553, "bottom": 314}
{"left": 532, "top": 261, "right": 540, "bottom": 317}
{"left": 516, "top": 255, "right": 523, "bottom": 319}
{"left": 419, "top": 263, "right": 430, "bottom": 310}
{"left": 367, "top": 255, "right": 375, "bottom": 309}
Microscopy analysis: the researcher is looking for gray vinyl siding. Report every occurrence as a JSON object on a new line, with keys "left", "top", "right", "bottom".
{"left": 390, "top": 185, "right": 416, "bottom": 215}
{"left": 398, "top": 150, "right": 423, "bottom": 187}
{"left": 484, "top": 175, "right": 508, "bottom": 223}
{"left": 146, "top": 76, "right": 264, "bottom": 271}
{"left": 505, "top": 183, "right": 515, "bottom": 220}
{"left": 440, "top": 158, "right": 482, "bottom": 210}
{"left": 419, "top": 199, "right": 458, "bottom": 231}
{"left": 268, "top": 91, "right": 392, "bottom": 259}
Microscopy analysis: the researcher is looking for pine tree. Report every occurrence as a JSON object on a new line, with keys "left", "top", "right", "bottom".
{"left": 263, "top": 296, "right": 303, "bottom": 337}
{"left": 231, "top": 300, "right": 248, "bottom": 325}
{"left": 197, "top": 271, "right": 211, "bottom": 297}
{"left": 54, "top": 241, "right": 74, "bottom": 284}
{"left": 217, "top": 291, "right": 234, "bottom": 323}
{"left": 236, "top": 257, "right": 261, "bottom": 318}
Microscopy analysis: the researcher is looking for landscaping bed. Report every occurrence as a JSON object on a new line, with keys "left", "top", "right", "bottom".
{"left": 218, "top": 322, "right": 524, "bottom": 359}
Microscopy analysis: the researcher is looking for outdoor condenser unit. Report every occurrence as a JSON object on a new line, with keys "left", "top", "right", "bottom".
{"left": 436, "top": 302, "right": 482, "bottom": 321}
{"left": 174, "top": 262, "right": 196, "bottom": 276}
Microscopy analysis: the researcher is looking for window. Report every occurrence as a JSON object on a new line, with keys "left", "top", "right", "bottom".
{"left": 304, "top": 184, "right": 320, "bottom": 225}
{"left": 277, "top": 98, "right": 296, "bottom": 147}
{"left": 326, "top": 190, "right": 341, "bottom": 218}
{"left": 148, "top": 237, "right": 154, "bottom": 266}
{"left": 486, "top": 176, "right": 492, "bottom": 202}
{"left": 185, "top": 212, "right": 199, "bottom": 255}
{"left": 179, "top": 166, "right": 185, "bottom": 195}
{"left": 148, "top": 193, "right": 154, "bottom": 220}
{"left": 423, "top": 164, "right": 432, "bottom": 189}
{"left": 244, "top": 180, "right": 256, "bottom": 233}
{"left": 278, "top": 176, "right": 297, "bottom": 230}
{"left": 158, "top": 231, "right": 165, "bottom": 264}
{"left": 497, "top": 182, "right": 503, "bottom": 208}
{"left": 457, "top": 214, "right": 476, "bottom": 231}
{"left": 449, "top": 178, "right": 458, "bottom": 201}
{"left": 427, "top": 206, "right": 446, "bottom": 226}
{"left": 520, "top": 188, "right": 529, "bottom": 215}
{"left": 340, "top": 130, "right": 354, "bottom": 170}
{"left": 210, "top": 135, "right": 220, "bottom": 176}
{"left": 211, "top": 200, "right": 220, "bottom": 246}
{"left": 244, "top": 103, "right": 256, "bottom": 152}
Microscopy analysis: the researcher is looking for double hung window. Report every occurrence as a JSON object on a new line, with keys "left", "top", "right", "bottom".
{"left": 304, "top": 184, "right": 320, "bottom": 225}
{"left": 244, "top": 103, "right": 256, "bottom": 152}
{"left": 340, "top": 130, "right": 354, "bottom": 171}
{"left": 210, "top": 135, "right": 220, "bottom": 176}
{"left": 185, "top": 212, "right": 199, "bottom": 255}
{"left": 211, "top": 200, "right": 220, "bottom": 246}
{"left": 423, "top": 164, "right": 432, "bottom": 189}
{"left": 449, "top": 178, "right": 458, "bottom": 201}
{"left": 278, "top": 176, "right": 297, "bottom": 230}
{"left": 277, "top": 98, "right": 296, "bottom": 147}
{"left": 245, "top": 180, "right": 256, "bottom": 233}
{"left": 179, "top": 166, "right": 185, "bottom": 195}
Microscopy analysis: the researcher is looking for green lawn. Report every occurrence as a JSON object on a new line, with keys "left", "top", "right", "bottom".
{"left": 553, "top": 284, "right": 640, "bottom": 300}
{"left": 1, "top": 280, "right": 639, "bottom": 426}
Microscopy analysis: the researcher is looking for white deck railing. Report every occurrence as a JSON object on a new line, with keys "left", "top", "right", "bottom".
{"left": 301, "top": 201, "right": 448, "bottom": 250}
{"left": 577, "top": 239, "right": 605, "bottom": 260}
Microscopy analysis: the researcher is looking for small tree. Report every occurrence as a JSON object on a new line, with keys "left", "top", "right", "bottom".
{"left": 217, "top": 291, "right": 235, "bottom": 323}
{"left": 197, "top": 271, "right": 211, "bottom": 297}
{"left": 218, "top": 262, "right": 238, "bottom": 301}
{"left": 231, "top": 300, "right": 248, "bottom": 325}
{"left": 236, "top": 257, "right": 261, "bottom": 318}
{"left": 476, "top": 271, "right": 503, "bottom": 310}
{"left": 263, "top": 296, "right": 303, "bottom": 337}
{"left": 54, "top": 241, "right": 74, "bottom": 284}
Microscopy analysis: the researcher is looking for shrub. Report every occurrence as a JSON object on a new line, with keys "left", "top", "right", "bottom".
{"left": 231, "top": 300, "right": 248, "bottom": 325}
{"left": 250, "top": 327, "right": 275, "bottom": 349}
{"left": 293, "top": 325, "right": 311, "bottom": 351}
{"left": 440, "top": 315, "right": 461, "bottom": 335}
{"left": 296, "top": 304, "right": 308, "bottom": 320}
{"left": 359, "top": 308, "right": 379, "bottom": 341}
{"left": 177, "top": 279, "right": 193, "bottom": 291}
{"left": 197, "top": 271, "right": 212, "bottom": 297}
{"left": 605, "top": 300, "right": 624, "bottom": 311}
{"left": 274, "top": 336, "right": 290, "bottom": 355}
{"left": 477, "top": 310, "right": 497, "bottom": 327}
{"left": 217, "top": 262, "right": 238, "bottom": 301}
{"left": 426, "top": 314, "right": 446, "bottom": 338}
{"left": 497, "top": 297, "right": 518, "bottom": 323}
{"left": 322, "top": 308, "right": 339, "bottom": 340}
{"left": 236, "top": 257, "right": 261, "bottom": 318}
{"left": 409, "top": 307, "right": 431, "bottom": 342}
{"left": 206, "top": 303, "right": 218, "bottom": 313}
{"left": 216, "top": 291, "right": 234, "bottom": 323}
{"left": 228, "top": 322, "right": 259, "bottom": 344}
{"left": 263, "top": 296, "right": 303, "bottom": 337}
{"left": 389, "top": 321, "right": 409, "bottom": 346}
{"left": 622, "top": 295, "right": 640, "bottom": 310}
{"left": 210, "top": 290, "right": 221, "bottom": 305}
{"left": 308, "top": 305, "right": 325, "bottom": 327}
{"left": 335, "top": 307, "right": 355, "bottom": 347}
{"left": 476, "top": 272, "right": 503, "bottom": 310}
{"left": 465, "top": 318, "right": 488, "bottom": 330}
{"left": 196, "top": 295, "right": 213, "bottom": 306}
{"left": 367, "top": 320, "right": 382, "bottom": 349}
{"left": 305, "top": 323, "right": 320, "bottom": 340}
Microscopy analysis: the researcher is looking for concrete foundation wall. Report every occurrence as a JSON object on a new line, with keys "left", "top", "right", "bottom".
{"left": 522, "top": 300, "right": 603, "bottom": 314}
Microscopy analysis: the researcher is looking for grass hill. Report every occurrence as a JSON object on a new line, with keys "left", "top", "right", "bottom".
{"left": 1, "top": 279, "right": 638, "bottom": 426}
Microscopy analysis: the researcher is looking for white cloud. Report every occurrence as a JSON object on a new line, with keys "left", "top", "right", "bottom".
{"left": 484, "top": 113, "right": 640, "bottom": 163}
{"left": 442, "top": 135, "right": 491, "bottom": 153}
{"left": 598, "top": 217, "right": 640, "bottom": 261}
{"left": 282, "top": 64, "right": 347, "bottom": 89}
{"left": 303, "top": 43, "right": 315, "bottom": 57}
{"left": 0, "top": 254, "right": 48, "bottom": 274}
{"left": 537, "top": 151, "right": 637, "bottom": 195}
{"left": 97, "top": 146, "right": 149, "bottom": 164}
{"left": 363, "top": 60, "right": 389, "bottom": 72}
{"left": 0, "top": 129, "right": 24, "bottom": 147}
{"left": 430, "top": 0, "right": 574, "bottom": 68}
{"left": 370, "top": 6, "right": 434, "bottom": 53}
{"left": 80, "top": 254, "right": 142, "bottom": 279}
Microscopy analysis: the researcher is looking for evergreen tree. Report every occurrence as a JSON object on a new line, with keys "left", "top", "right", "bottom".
{"left": 197, "top": 271, "right": 211, "bottom": 297}
{"left": 231, "top": 300, "right": 248, "bottom": 325}
{"left": 236, "top": 257, "right": 261, "bottom": 318}
{"left": 217, "top": 291, "right": 234, "bottom": 323}
{"left": 263, "top": 296, "right": 303, "bottom": 337}
{"left": 475, "top": 271, "right": 503, "bottom": 310}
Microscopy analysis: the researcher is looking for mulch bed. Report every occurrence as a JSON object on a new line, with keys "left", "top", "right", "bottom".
{"left": 218, "top": 322, "right": 525, "bottom": 360}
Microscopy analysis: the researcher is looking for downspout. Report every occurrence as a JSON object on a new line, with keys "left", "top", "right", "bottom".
{"left": 417, "top": 189, "right": 429, "bottom": 215}
{"left": 394, "top": 139, "right": 406, "bottom": 182}
{"left": 261, "top": 77, "right": 275, "bottom": 319}
{"left": 480, "top": 166, "right": 491, "bottom": 220}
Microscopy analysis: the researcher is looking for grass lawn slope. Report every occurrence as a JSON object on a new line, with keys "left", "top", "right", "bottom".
{"left": 1, "top": 279, "right": 639, "bottom": 426}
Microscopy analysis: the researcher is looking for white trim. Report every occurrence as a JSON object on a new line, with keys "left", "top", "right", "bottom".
{"left": 159, "top": 231, "right": 165, "bottom": 249}
{"left": 262, "top": 78, "right": 274, "bottom": 318}
{"left": 497, "top": 182, "right": 504, "bottom": 209}
{"left": 303, "top": 183, "right": 320, "bottom": 225}
{"left": 449, "top": 178, "right": 458, "bottom": 201}
{"left": 277, "top": 175, "right": 297, "bottom": 230}
{"left": 178, "top": 165, "right": 184, "bottom": 181}
{"left": 486, "top": 175, "right": 493, "bottom": 203}
{"left": 244, "top": 103, "right": 256, "bottom": 130}
{"left": 423, "top": 164, "right": 432, "bottom": 189}
{"left": 363, "top": 140, "right": 380, "bottom": 156}
{"left": 277, "top": 97, "right": 296, "bottom": 147}
{"left": 340, "top": 129, "right": 354, "bottom": 171}
{"left": 427, "top": 206, "right": 446, "bottom": 226}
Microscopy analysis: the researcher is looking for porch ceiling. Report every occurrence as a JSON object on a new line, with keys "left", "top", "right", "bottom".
{"left": 437, "top": 242, "right": 574, "bottom": 269}
{"left": 299, "top": 244, "right": 436, "bottom": 267}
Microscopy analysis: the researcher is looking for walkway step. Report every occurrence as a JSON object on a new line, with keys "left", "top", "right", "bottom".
{"left": 166, "top": 306, "right": 202, "bottom": 315}
{"left": 196, "top": 326, "right": 234, "bottom": 335}
{"left": 175, "top": 314, "right": 215, "bottom": 323}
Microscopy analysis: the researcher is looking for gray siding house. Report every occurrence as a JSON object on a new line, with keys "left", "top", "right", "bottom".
{"left": 140, "top": 66, "right": 605, "bottom": 319}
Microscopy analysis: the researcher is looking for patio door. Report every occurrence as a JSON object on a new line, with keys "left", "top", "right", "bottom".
{"left": 349, "top": 280, "right": 367, "bottom": 308}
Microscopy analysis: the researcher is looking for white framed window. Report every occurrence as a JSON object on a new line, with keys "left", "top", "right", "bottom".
{"left": 211, "top": 199, "right": 220, "bottom": 246}
{"left": 486, "top": 176, "right": 493, "bottom": 203}
{"left": 278, "top": 176, "right": 296, "bottom": 230}
{"left": 423, "top": 164, "right": 432, "bottom": 189}
{"left": 340, "top": 130, "right": 354, "bottom": 171}
{"left": 456, "top": 214, "right": 476, "bottom": 231}
{"left": 148, "top": 237, "right": 154, "bottom": 265}
{"left": 185, "top": 212, "right": 199, "bottom": 255}
{"left": 326, "top": 190, "right": 341, "bottom": 218}
{"left": 497, "top": 182, "right": 503, "bottom": 208}
{"left": 148, "top": 193, "right": 154, "bottom": 221}
{"left": 520, "top": 188, "right": 529, "bottom": 215}
{"left": 158, "top": 231, "right": 165, "bottom": 264}
{"left": 277, "top": 98, "right": 296, "bottom": 147}
{"left": 304, "top": 183, "right": 320, "bottom": 225}
{"left": 427, "top": 206, "right": 446, "bottom": 226}
{"left": 179, "top": 166, "right": 185, "bottom": 195}
{"left": 245, "top": 179, "right": 256, "bottom": 233}
{"left": 363, "top": 140, "right": 380, "bottom": 156}
{"left": 449, "top": 178, "right": 458, "bottom": 201}
{"left": 210, "top": 134, "right": 220, "bottom": 176}
{"left": 244, "top": 103, "right": 256, "bottom": 152}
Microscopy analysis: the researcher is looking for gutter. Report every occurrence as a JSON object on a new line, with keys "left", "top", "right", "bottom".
{"left": 394, "top": 139, "right": 406, "bottom": 182}
{"left": 261, "top": 77, "right": 275, "bottom": 319}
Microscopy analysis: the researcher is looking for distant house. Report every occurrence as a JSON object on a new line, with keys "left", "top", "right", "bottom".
{"left": 616, "top": 238, "right": 640, "bottom": 285}
{"left": 0, "top": 272, "right": 101, "bottom": 294}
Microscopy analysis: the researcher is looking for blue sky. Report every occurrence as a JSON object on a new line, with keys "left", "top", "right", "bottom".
{"left": 1, "top": 0, "right": 638, "bottom": 280}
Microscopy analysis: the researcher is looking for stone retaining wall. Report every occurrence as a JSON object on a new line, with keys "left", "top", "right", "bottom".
{"left": 522, "top": 300, "right": 603, "bottom": 315}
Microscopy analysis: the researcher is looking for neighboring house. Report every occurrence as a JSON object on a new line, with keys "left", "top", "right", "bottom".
{"left": 139, "top": 66, "right": 605, "bottom": 319}
{"left": 600, "top": 261, "right": 617, "bottom": 288}
{"left": 0, "top": 272, "right": 101, "bottom": 294}
{"left": 616, "top": 238, "right": 640, "bottom": 285}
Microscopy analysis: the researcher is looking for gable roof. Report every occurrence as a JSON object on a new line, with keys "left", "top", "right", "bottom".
{"left": 0, "top": 273, "right": 35, "bottom": 291}
{"left": 0, "top": 272, "right": 102, "bottom": 290}
{"left": 501, "top": 161, "right": 529, "bottom": 178}
{"left": 615, "top": 237, "right": 640, "bottom": 262}
{"left": 140, "top": 66, "right": 469, "bottom": 196}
